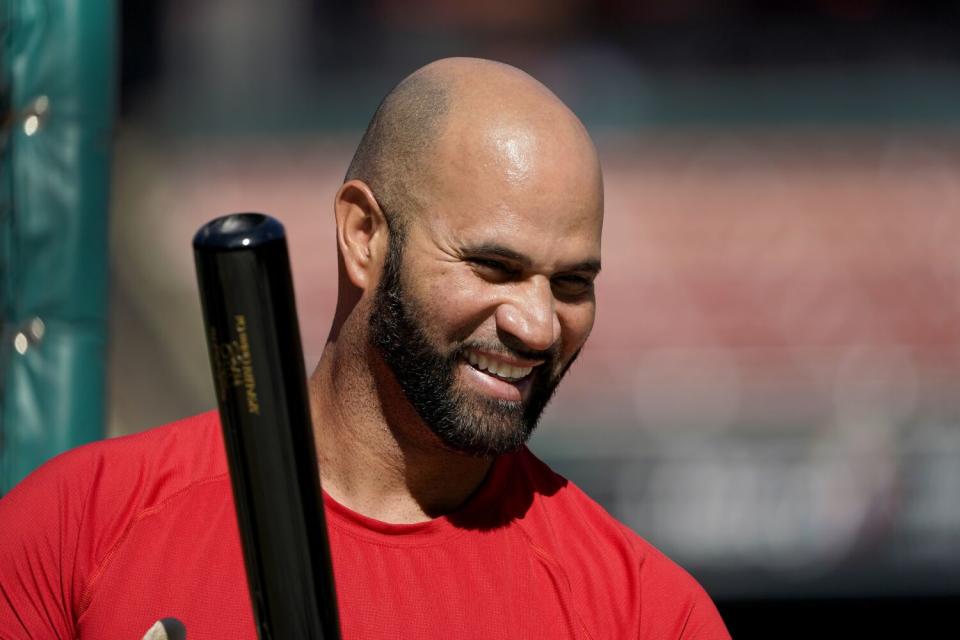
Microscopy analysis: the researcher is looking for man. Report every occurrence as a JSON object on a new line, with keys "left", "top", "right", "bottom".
{"left": 0, "top": 58, "right": 729, "bottom": 638}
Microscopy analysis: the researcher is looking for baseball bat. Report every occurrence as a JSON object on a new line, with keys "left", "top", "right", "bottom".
{"left": 193, "top": 213, "right": 341, "bottom": 640}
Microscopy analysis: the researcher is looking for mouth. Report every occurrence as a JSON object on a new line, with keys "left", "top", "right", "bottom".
{"left": 461, "top": 350, "right": 539, "bottom": 402}
{"left": 465, "top": 351, "right": 534, "bottom": 382}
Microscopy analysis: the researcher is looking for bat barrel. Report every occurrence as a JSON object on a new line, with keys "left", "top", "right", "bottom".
{"left": 193, "top": 213, "right": 340, "bottom": 640}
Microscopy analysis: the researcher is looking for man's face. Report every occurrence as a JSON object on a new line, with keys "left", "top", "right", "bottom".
{"left": 370, "top": 226, "right": 577, "bottom": 456}
{"left": 368, "top": 118, "right": 603, "bottom": 457}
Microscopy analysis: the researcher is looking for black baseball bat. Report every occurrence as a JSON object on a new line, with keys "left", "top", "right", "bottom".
{"left": 193, "top": 213, "right": 341, "bottom": 640}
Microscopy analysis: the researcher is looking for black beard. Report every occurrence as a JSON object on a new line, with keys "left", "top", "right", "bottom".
{"left": 369, "top": 228, "right": 575, "bottom": 457}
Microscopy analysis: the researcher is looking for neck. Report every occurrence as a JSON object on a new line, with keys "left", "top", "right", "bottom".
{"left": 308, "top": 337, "right": 492, "bottom": 524}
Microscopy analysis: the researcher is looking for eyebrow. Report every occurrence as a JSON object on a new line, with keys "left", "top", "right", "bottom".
{"left": 463, "top": 242, "right": 602, "bottom": 275}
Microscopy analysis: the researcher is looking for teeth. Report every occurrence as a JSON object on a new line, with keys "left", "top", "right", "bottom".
{"left": 465, "top": 352, "right": 533, "bottom": 381}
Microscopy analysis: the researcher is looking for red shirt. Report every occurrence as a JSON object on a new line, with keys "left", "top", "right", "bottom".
{"left": 0, "top": 412, "right": 729, "bottom": 639}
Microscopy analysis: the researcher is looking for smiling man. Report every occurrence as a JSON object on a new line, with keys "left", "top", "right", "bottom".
{"left": 315, "top": 58, "right": 606, "bottom": 525}
{"left": 0, "top": 58, "right": 729, "bottom": 639}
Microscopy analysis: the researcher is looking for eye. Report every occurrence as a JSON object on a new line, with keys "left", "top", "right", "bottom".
{"left": 551, "top": 274, "right": 595, "bottom": 298}
{"left": 468, "top": 257, "right": 520, "bottom": 281}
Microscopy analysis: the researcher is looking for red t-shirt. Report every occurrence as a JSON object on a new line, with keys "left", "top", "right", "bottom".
{"left": 0, "top": 412, "right": 729, "bottom": 639}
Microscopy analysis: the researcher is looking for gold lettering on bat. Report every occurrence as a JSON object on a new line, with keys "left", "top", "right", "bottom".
{"left": 207, "top": 316, "right": 261, "bottom": 416}
{"left": 234, "top": 314, "right": 261, "bottom": 415}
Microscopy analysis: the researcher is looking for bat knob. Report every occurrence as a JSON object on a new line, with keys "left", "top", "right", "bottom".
{"left": 193, "top": 213, "right": 284, "bottom": 251}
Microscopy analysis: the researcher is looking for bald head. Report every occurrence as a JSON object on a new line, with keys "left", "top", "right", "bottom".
{"left": 328, "top": 59, "right": 603, "bottom": 456}
{"left": 345, "top": 58, "right": 600, "bottom": 232}
{"left": 345, "top": 68, "right": 450, "bottom": 230}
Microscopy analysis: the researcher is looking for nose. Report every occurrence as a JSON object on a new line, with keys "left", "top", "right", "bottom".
{"left": 494, "top": 276, "right": 561, "bottom": 353}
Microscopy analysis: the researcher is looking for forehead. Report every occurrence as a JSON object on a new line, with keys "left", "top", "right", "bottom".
{"left": 418, "top": 117, "right": 604, "bottom": 262}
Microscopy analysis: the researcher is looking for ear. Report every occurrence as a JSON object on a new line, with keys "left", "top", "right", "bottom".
{"left": 334, "top": 180, "right": 389, "bottom": 291}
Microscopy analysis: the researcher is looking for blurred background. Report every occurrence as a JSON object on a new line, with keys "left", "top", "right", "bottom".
{"left": 4, "top": 0, "right": 960, "bottom": 636}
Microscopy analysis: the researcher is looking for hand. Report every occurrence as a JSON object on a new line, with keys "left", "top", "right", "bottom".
{"left": 141, "top": 618, "right": 187, "bottom": 640}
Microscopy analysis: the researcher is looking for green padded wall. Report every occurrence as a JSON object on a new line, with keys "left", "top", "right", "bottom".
{"left": 0, "top": 0, "right": 115, "bottom": 492}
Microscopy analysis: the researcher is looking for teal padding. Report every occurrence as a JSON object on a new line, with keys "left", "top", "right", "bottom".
{"left": 0, "top": 0, "right": 116, "bottom": 492}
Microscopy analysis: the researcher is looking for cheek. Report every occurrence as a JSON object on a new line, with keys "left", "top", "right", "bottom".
{"left": 416, "top": 272, "right": 494, "bottom": 339}
{"left": 559, "top": 303, "right": 596, "bottom": 354}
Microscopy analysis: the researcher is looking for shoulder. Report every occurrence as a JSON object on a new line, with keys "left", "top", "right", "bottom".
{"left": 512, "top": 448, "right": 730, "bottom": 639}
{"left": 80, "top": 410, "right": 226, "bottom": 483}
{"left": 34, "top": 410, "right": 230, "bottom": 557}
{"left": 0, "top": 411, "right": 229, "bottom": 638}
{"left": 4, "top": 409, "right": 226, "bottom": 510}
{"left": 15, "top": 410, "right": 227, "bottom": 503}
{"left": 509, "top": 447, "right": 634, "bottom": 555}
